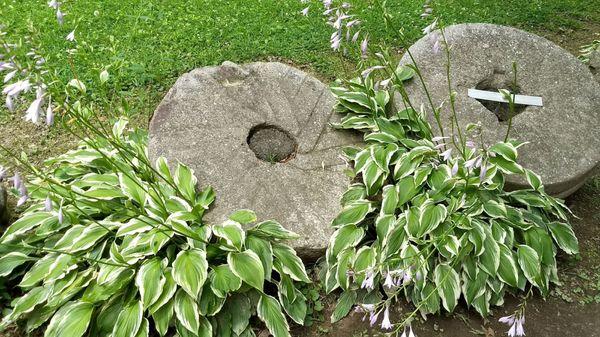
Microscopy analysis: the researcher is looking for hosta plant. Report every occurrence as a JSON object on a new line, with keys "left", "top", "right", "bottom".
{"left": 0, "top": 118, "right": 310, "bottom": 337}
{"left": 323, "top": 68, "right": 580, "bottom": 328}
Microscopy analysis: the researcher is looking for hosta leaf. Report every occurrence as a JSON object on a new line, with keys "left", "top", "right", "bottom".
{"left": 112, "top": 301, "right": 143, "bottom": 337}
{"left": 213, "top": 220, "right": 245, "bottom": 251}
{"left": 479, "top": 235, "right": 500, "bottom": 276}
{"left": 249, "top": 220, "right": 300, "bottom": 240}
{"left": 245, "top": 235, "right": 273, "bottom": 281}
{"left": 198, "top": 316, "right": 213, "bottom": 337}
{"left": 525, "top": 169, "right": 543, "bottom": 190}
{"left": 1, "top": 212, "right": 53, "bottom": 242}
{"left": 397, "top": 176, "right": 419, "bottom": 206}
{"left": 0, "top": 252, "right": 35, "bottom": 277}
{"left": 483, "top": 200, "right": 507, "bottom": 218}
{"left": 419, "top": 203, "right": 447, "bottom": 236}
{"left": 517, "top": 245, "right": 541, "bottom": 286}
{"left": 381, "top": 185, "right": 399, "bottom": 215}
{"left": 44, "top": 302, "right": 93, "bottom": 337}
{"left": 134, "top": 318, "right": 149, "bottom": 337}
{"left": 328, "top": 224, "right": 364, "bottom": 258}
{"left": 272, "top": 243, "right": 310, "bottom": 283}
{"left": 279, "top": 287, "right": 307, "bottom": 325}
{"left": 489, "top": 142, "right": 517, "bottom": 162}
{"left": 135, "top": 258, "right": 165, "bottom": 309}
{"left": 174, "top": 289, "right": 200, "bottom": 334}
{"left": 228, "top": 209, "right": 257, "bottom": 224}
{"left": 497, "top": 244, "right": 519, "bottom": 287}
{"left": 229, "top": 294, "right": 252, "bottom": 335}
{"left": 172, "top": 249, "right": 208, "bottom": 299}
{"left": 155, "top": 157, "right": 173, "bottom": 183}
{"left": 331, "top": 289, "right": 356, "bottom": 323}
{"left": 228, "top": 250, "right": 265, "bottom": 291}
{"left": 152, "top": 300, "right": 173, "bottom": 337}
{"left": 332, "top": 200, "right": 372, "bottom": 227}
{"left": 149, "top": 269, "right": 177, "bottom": 314}
{"left": 198, "top": 283, "right": 226, "bottom": 316}
{"left": 434, "top": 264, "right": 460, "bottom": 312}
{"left": 174, "top": 163, "right": 198, "bottom": 202}
{"left": 118, "top": 173, "right": 147, "bottom": 206}
{"left": 19, "top": 254, "right": 58, "bottom": 288}
{"left": 210, "top": 264, "right": 242, "bottom": 297}
{"left": 257, "top": 294, "right": 291, "bottom": 337}
{"left": 547, "top": 222, "right": 579, "bottom": 255}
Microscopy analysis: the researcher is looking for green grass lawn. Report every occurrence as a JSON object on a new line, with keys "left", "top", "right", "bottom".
{"left": 0, "top": 0, "right": 599, "bottom": 162}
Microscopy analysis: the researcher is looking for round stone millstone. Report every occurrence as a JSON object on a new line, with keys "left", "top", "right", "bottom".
{"left": 399, "top": 23, "right": 600, "bottom": 197}
{"left": 148, "top": 61, "right": 361, "bottom": 260}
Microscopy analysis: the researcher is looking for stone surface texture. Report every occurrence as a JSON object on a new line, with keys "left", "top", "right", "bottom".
{"left": 149, "top": 61, "right": 361, "bottom": 260}
{"left": 399, "top": 23, "right": 600, "bottom": 197}
{"left": 0, "top": 186, "right": 7, "bottom": 226}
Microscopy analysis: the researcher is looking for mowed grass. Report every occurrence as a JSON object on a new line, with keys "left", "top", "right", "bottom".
{"left": 0, "top": 0, "right": 599, "bottom": 162}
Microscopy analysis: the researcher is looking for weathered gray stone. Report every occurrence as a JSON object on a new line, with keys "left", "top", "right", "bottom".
{"left": 0, "top": 186, "right": 8, "bottom": 226}
{"left": 399, "top": 23, "right": 600, "bottom": 197}
{"left": 149, "top": 61, "right": 361, "bottom": 260}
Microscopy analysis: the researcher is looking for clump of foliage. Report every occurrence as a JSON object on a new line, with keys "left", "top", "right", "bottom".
{"left": 323, "top": 65, "right": 580, "bottom": 328}
{"left": 579, "top": 40, "right": 600, "bottom": 64}
{"left": 0, "top": 119, "right": 310, "bottom": 337}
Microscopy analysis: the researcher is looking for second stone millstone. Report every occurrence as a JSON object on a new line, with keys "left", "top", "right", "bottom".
{"left": 148, "top": 61, "right": 362, "bottom": 260}
{"left": 399, "top": 23, "right": 600, "bottom": 198}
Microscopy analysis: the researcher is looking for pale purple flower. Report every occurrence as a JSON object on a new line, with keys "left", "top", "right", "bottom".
{"left": 515, "top": 318, "right": 525, "bottom": 336}
{"left": 432, "top": 136, "right": 448, "bottom": 142}
{"left": 3, "top": 79, "right": 31, "bottom": 96}
{"left": 479, "top": 164, "right": 488, "bottom": 181}
{"left": 402, "top": 270, "right": 412, "bottom": 285}
{"left": 441, "top": 148, "right": 452, "bottom": 161}
{"left": 360, "top": 37, "right": 368, "bottom": 58}
{"left": 12, "top": 173, "right": 21, "bottom": 190}
{"left": 351, "top": 31, "right": 360, "bottom": 43}
{"left": 4, "top": 69, "right": 16, "bottom": 83}
{"left": 46, "top": 101, "right": 54, "bottom": 126}
{"left": 432, "top": 39, "right": 441, "bottom": 54}
{"left": 58, "top": 206, "right": 64, "bottom": 224}
{"left": 48, "top": 0, "right": 59, "bottom": 9}
{"left": 464, "top": 157, "right": 477, "bottom": 169}
{"left": 383, "top": 272, "right": 395, "bottom": 288}
{"left": 499, "top": 315, "right": 516, "bottom": 325}
{"left": 422, "top": 18, "right": 438, "bottom": 35}
{"left": 346, "top": 19, "right": 360, "bottom": 28}
{"left": 381, "top": 306, "right": 392, "bottom": 330}
{"left": 475, "top": 156, "right": 482, "bottom": 168}
{"left": 465, "top": 140, "right": 476, "bottom": 148}
{"left": 341, "top": 2, "right": 351, "bottom": 8}
{"left": 17, "top": 195, "right": 28, "bottom": 207}
{"left": 369, "top": 311, "right": 379, "bottom": 327}
{"left": 44, "top": 196, "right": 53, "bottom": 212}
{"left": 323, "top": 0, "right": 333, "bottom": 9}
{"left": 401, "top": 325, "right": 416, "bottom": 337}
{"left": 5, "top": 94, "right": 14, "bottom": 111}
{"left": 434, "top": 143, "right": 446, "bottom": 149}
{"left": 301, "top": 7, "right": 309, "bottom": 16}
{"left": 0, "top": 166, "right": 6, "bottom": 181}
{"left": 25, "top": 97, "right": 43, "bottom": 124}
{"left": 360, "top": 65, "right": 385, "bottom": 78}
{"left": 379, "top": 78, "right": 391, "bottom": 88}
{"left": 66, "top": 30, "right": 75, "bottom": 42}
{"left": 451, "top": 161, "right": 459, "bottom": 176}
{"left": 56, "top": 9, "right": 64, "bottom": 25}
{"left": 355, "top": 303, "right": 375, "bottom": 315}
{"left": 330, "top": 32, "right": 342, "bottom": 51}
{"left": 361, "top": 270, "right": 375, "bottom": 290}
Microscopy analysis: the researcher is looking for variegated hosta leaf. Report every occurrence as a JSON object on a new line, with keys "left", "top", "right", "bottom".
{"left": 172, "top": 249, "right": 208, "bottom": 299}
{"left": 44, "top": 302, "right": 94, "bottom": 337}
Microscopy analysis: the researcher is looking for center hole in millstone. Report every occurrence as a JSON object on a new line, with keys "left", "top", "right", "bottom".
{"left": 247, "top": 124, "right": 297, "bottom": 163}
{"left": 475, "top": 74, "right": 527, "bottom": 122}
